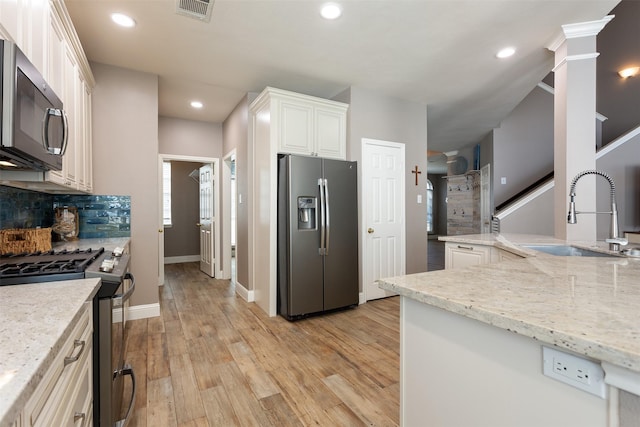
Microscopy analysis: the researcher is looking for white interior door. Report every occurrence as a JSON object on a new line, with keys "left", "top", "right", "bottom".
{"left": 362, "top": 139, "right": 405, "bottom": 301}
{"left": 199, "top": 164, "right": 215, "bottom": 277}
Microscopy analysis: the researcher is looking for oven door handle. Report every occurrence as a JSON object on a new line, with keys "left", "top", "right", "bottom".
{"left": 112, "top": 273, "right": 135, "bottom": 308}
{"left": 114, "top": 364, "right": 136, "bottom": 427}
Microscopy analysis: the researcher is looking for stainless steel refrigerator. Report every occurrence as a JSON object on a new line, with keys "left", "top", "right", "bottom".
{"left": 278, "top": 154, "right": 359, "bottom": 320}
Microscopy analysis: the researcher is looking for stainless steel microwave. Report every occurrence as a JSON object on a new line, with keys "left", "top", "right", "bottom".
{"left": 0, "top": 39, "right": 68, "bottom": 171}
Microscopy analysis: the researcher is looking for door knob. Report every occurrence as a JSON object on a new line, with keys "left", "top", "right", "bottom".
{"left": 196, "top": 223, "right": 202, "bottom": 227}
{"left": 158, "top": 229, "right": 163, "bottom": 233}
{"left": 367, "top": 228, "right": 374, "bottom": 234}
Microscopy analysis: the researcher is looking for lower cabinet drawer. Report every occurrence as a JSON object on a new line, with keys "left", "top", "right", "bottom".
{"left": 45, "top": 345, "right": 93, "bottom": 427}
{"left": 23, "top": 302, "right": 92, "bottom": 426}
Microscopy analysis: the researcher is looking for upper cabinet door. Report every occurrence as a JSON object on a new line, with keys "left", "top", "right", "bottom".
{"left": 278, "top": 99, "right": 314, "bottom": 156}
{"left": 47, "top": 9, "right": 65, "bottom": 99}
{"left": 314, "top": 106, "right": 346, "bottom": 160}
{"left": 0, "top": 0, "right": 50, "bottom": 75}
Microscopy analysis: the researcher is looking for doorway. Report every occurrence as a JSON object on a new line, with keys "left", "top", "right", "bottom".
{"left": 222, "top": 150, "right": 237, "bottom": 283}
{"left": 157, "top": 154, "right": 220, "bottom": 285}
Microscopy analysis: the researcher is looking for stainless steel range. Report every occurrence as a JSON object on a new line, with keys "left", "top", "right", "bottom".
{"left": 0, "top": 247, "right": 136, "bottom": 427}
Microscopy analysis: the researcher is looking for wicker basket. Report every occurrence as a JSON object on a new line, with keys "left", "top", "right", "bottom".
{"left": 0, "top": 228, "right": 52, "bottom": 255}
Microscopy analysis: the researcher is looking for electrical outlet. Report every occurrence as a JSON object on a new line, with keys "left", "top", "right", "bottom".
{"left": 542, "top": 346, "right": 606, "bottom": 398}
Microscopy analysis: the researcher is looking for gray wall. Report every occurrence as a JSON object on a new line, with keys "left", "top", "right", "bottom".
{"left": 499, "top": 130, "right": 640, "bottom": 238}
{"left": 163, "top": 161, "right": 201, "bottom": 258}
{"left": 493, "top": 85, "right": 554, "bottom": 206}
{"left": 91, "top": 62, "right": 159, "bottom": 307}
{"left": 499, "top": 189, "right": 554, "bottom": 236}
{"left": 595, "top": 135, "right": 640, "bottom": 239}
{"left": 222, "top": 94, "right": 255, "bottom": 289}
{"left": 158, "top": 116, "right": 223, "bottom": 263}
{"left": 597, "top": 0, "right": 640, "bottom": 146}
{"left": 158, "top": 116, "right": 223, "bottom": 158}
{"left": 334, "top": 87, "right": 428, "bottom": 275}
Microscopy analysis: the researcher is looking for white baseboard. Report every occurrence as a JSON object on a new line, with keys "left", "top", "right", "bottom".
{"left": 127, "top": 303, "right": 161, "bottom": 320}
{"left": 235, "top": 280, "right": 254, "bottom": 302}
{"left": 164, "top": 255, "right": 199, "bottom": 264}
{"left": 359, "top": 292, "right": 365, "bottom": 305}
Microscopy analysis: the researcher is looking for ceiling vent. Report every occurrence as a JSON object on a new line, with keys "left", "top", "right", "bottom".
{"left": 176, "top": 0, "right": 214, "bottom": 22}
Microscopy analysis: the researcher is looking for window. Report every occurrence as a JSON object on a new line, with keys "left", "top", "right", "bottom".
{"left": 163, "top": 161, "right": 172, "bottom": 226}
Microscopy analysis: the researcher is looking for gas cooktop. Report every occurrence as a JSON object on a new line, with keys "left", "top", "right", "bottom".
{"left": 0, "top": 247, "right": 106, "bottom": 286}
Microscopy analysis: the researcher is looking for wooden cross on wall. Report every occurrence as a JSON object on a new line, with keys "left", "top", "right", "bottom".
{"left": 411, "top": 165, "right": 422, "bottom": 186}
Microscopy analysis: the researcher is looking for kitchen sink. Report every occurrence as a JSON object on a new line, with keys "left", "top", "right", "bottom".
{"left": 522, "top": 245, "right": 617, "bottom": 257}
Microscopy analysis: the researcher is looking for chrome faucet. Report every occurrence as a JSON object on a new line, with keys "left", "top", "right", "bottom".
{"left": 567, "top": 170, "right": 628, "bottom": 251}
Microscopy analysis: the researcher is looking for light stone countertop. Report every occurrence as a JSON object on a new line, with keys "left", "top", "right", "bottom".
{"left": 378, "top": 233, "right": 640, "bottom": 373}
{"left": 0, "top": 278, "right": 101, "bottom": 425}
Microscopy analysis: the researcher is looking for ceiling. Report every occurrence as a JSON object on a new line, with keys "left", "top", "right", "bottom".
{"left": 65, "top": 0, "right": 619, "bottom": 154}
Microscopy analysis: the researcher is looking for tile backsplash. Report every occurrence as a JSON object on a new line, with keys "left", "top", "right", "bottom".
{"left": 0, "top": 186, "right": 131, "bottom": 239}
{"left": 53, "top": 195, "right": 131, "bottom": 239}
{"left": 0, "top": 186, "right": 54, "bottom": 229}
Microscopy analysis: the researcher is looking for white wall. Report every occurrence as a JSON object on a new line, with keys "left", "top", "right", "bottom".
{"left": 91, "top": 62, "right": 159, "bottom": 307}
{"left": 402, "top": 297, "right": 608, "bottom": 427}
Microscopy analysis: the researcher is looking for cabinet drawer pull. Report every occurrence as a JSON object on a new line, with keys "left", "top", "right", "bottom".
{"left": 457, "top": 245, "right": 474, "bottom": 250}
{"left": 64, "top": 339, "right": 85, "bottom": 366}
{"left": 74, "top": 412, "right": 86, "bottom": 425}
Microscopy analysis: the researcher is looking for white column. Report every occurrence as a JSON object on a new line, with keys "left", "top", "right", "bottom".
{"left": 547, "top": 16, "right": 613, "bottom": 243}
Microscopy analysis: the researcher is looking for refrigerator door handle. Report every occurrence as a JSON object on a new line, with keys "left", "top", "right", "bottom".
{"left": 324, "top": 178, "right": 330, "bottom": 255}
{"left": 318, "top": 178, "right": 326, "bottom": 255}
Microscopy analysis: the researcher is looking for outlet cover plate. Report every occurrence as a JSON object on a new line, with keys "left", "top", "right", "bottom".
{"left": 542, "top": 346, "right": 606, "bottom": 398}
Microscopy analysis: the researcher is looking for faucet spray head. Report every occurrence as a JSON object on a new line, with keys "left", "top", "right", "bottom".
{"left": 567, "top": 193, "right": 577, "bottom": 224}
{"left": 567, "top": 201, "right": 577, "bottom": 224}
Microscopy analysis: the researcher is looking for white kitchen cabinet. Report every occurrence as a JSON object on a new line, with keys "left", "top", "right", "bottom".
{"left": 22, "top": 301, "right": 92, "bottom": 426}
{"left": 0, "top": 0, "right": 19, "bottom": 43}
{"left": 0, "top": 0, "right": 49, "bottom": 74}
{"left": 445, "top": 241, "right": 524, "bottom": 269}
{"left": 47, "top": 43, "right": 78, "bottom": 189}
{"left": 249, "top": 87, "right": 350, "bottom": 316}
{"left": 257, "top": 87, "right": 348, "bottom": 160}
{"left": 444, "top": 242, "right": 492, "bottom": 269}
{"left": 0, "top": 0, "right": 95, "bottom": 193}
{"left": 78, "top": 77, "right": 93, "bottom": 192}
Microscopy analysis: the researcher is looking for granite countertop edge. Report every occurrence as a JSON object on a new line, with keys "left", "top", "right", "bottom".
{"left": 0, "top": 279, "right": 101, "bottom": 425}
{"left": 379, "top": 233, "right": 640, "bottom": 374}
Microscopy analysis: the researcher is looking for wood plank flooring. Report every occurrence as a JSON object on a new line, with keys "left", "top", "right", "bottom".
{"left": 123, "top": 262, "right": 400, "bottom": 426}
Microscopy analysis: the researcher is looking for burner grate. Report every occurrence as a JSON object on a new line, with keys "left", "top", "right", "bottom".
{"left": 0, "top": 247, "right": 105, "bottom": 285}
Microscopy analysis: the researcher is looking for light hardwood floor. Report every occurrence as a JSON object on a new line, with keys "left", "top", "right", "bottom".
{"left": 123, "top": 262, "right": 400, "bottom": 426}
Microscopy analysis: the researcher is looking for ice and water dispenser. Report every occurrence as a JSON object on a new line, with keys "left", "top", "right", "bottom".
{"left": 297, "top": 197, "right": 317, "bottom": 230}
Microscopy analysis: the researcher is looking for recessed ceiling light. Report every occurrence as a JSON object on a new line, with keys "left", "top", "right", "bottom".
{"left": 190, "top": 101, "right": 203, "bottom": 109}
{"left": 496, "top": 47, "right": 516, "bottom": 59}
{"left": 0, "top": 160, "right": 17, "bottom": 167}
{"left": 618, "top": 66, "right": 639, "bottom": 78}
{"left": 320, "top": 3, "right": 342, "bottom": 20}
{"left": 111, "top": 13, "right": 136, "bottom": 28}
